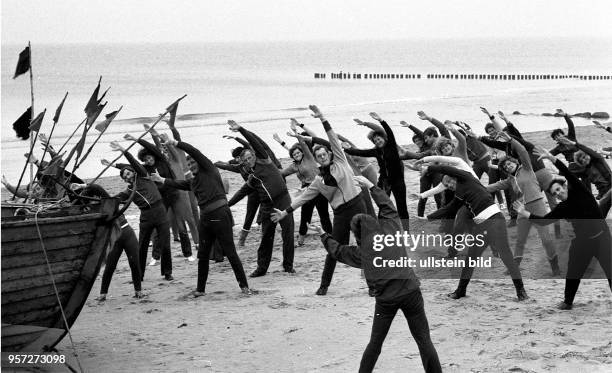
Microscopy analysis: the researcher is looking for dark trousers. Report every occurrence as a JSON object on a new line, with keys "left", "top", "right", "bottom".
{"left": 139, "top": 203, "right": 172, "bottom": 280}
{"left": 487, "top": 167, "right": 506, "bottom": 206}
{"left": 564, "top": 231, "right": 612, "bottom": 304}
{"left": 100, "top": 225, "right": 141, "bottom": 294}
{"left": 359, "top": 290, "right": 442, "bottom": 373}
{"left": 257, "top": 211, "right": 295, "bottom": 272}
{"left": 321, "top": 195, "right": 367, "bottom": 288}
{"left": 472, "top": 156, "right": 491, "bottom": 179}
{"left": 418, "top": 173, "right": 442, "bottom": 217}
{"left": 153, "top": 194, "right": 194, "bottom": 259}
{"left": 197, "top": 205, "right": 248, "bottom": 292}
{"left": 243, "top": 192, "right": 260, "bottom": 231}
{"left": 299, "top": 193, "right": 332, "bottom": 235}
{"left": 457, "top": 213, "right": 523, "bottom": 291}
{"left": 383, "top": 178, "right": 410, "bottom": 231}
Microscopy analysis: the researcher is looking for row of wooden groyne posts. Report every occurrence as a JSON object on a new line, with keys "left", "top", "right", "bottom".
{"left": 313, "top": 72, "right": 612, "bottom": 80}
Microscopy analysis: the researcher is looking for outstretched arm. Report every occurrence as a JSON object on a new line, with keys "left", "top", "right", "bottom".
{"left": 310, "top": 105, "right": 348, "bottom": 164}
{"left": 320, "top": 234, "right": 362, "bottom": 268}
{"left": 427, "top": 164, "right": 471, "bottom": 181}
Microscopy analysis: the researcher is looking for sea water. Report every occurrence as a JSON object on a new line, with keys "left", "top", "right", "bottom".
{"left": 2, "top": 38, "right": 611, "bottom": 181}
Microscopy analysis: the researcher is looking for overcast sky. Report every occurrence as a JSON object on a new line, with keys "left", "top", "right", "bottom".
{"left": 2, "top": 0, "right": 612, "bottom": 44}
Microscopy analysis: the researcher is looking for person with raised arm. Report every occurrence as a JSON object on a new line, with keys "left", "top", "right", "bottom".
{"left": 225, "top": 120, "right": 295, "bottom": 277}
{"left": 150, "top": 134, "right": 251, "bottom": 296}
{"left": 514, "top": 147, "right": 611, "bottom": 310}
{"left": 314, "top": 175, "right": 442, "bottom": 373}
{"left": 109, "top": 140, "right": 174, "bottom": 281}
{"left": 422, "top": 161, "right": 528, "bottom": 301}
{"left": 343, "top": 113, "right": 409, "bottom": 229}
{"left": 549, "top": 109, "right": 579, "bottom": 163}
{"left": 486, "top": 132, "right": 560, "bottom": 275}
{"left": 281, "top": 125, "right": 332, "bottom": 245}
{"left": 271, "top": 105, "right": 368, "bottom": 295}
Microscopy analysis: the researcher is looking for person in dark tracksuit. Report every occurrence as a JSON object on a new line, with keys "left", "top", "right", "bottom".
{"left": 110, "top": 141, "right": 173, "bottom": 281}
{"left": 72, "top": 184, "right": 143, "bottom": 301}
{"left": 272, "top": 105, "right": 367, "bottom": 295}
{"left": 344, "top": 112, "right": 409, "bottom": 230}
{"left": 151, "top": 135, "right": 251, "bottom": 296}
{"left": 226, "top": 121, "right": 295, "bottom": 277}
{"left": 314, "top": 175, "right": 442, "bottom": 373}
{"left": 515, "top": 148, "right": 611, "bottom": 310}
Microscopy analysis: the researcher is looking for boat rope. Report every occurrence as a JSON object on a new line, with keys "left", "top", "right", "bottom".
{"left": 34, "top": 203, "right": 85, "bottom": 373}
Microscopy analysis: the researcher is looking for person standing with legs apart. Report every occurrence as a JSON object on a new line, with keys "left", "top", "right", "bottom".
{"left": 151, "top": 135, "right": 251, "bottom": 296}
{"left": 315, "top": 175, "right": 442, "bottom": 373}
{"left": 272, "top": 105, "right": 367, "bottom": 295}
{"left": 515, "top": 147, "right": 611, "bottom": 310}
{"left": 109, "top": 141, "right": 173, "bottom": 281}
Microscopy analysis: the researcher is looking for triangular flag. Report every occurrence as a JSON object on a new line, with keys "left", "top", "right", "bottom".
{"left": 86, "top": 102, "right": 107, "bottom": 128}
{"left": 84, "top": 77, "right": 102, "bottom": 117}
{"left": 12, "top": 107, "right": 32, "bottom": 140}
{"left": 29, "top": 109, "right": 46, "bottom": 132}
{"left": 13, "top": 46, "right": 30, "bottom": 79}
{"left": 95, "top": 106, "right": 122, "bottom": 132}
{"left": 53, "top": 92, "right": 68, "bottom": 123}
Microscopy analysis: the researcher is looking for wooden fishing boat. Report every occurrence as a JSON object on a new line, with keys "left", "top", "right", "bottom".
{"left": 1, "top": 198, "right": 118, "bottom": 352}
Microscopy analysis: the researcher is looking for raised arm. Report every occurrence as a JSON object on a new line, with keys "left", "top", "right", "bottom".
{"left": 429, "top": 117, "right": 450, "bottom": 138}
{"left": 509, "top": 137, "right": 533, "bottom": 171}
{"left": 137, "top": 138, "right": 167, "bottom": 162}
{"left": 175, "top": 141, "right": 216, "bottom": 173}
{"left": 310, "top": 105, "right": 348, "bottom": 164}
{"left": 427, "top": 164, "right": 471, "bottom": 181}
{"left": 446, "top": 123, "right": 468, "bottom": 161}
{"left": 214, "top": 161, "right": 242, "bottom": 173}
{"left": 564, "top": 114, "right": 576, "bottom": 141}
{"left": 122, "top": 150, "right": 148, "bottom": 177}
{"left": 344, "top": 146, "right": 378, "bottom": 157}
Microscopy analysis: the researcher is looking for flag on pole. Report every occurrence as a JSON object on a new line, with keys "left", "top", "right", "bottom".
{"left": 95, "top": 106, "right": 122, "bottom": 132}
{"left": 53, "top": 92, "right": 69, "bottom": 123}
{"left": 13, "top": 46, "right": 31, "bottom": 79}
{"left": 12, "top": 107, "right": 33, "bottom": 140}
{"left": 29, "top": 109, "right": 46, "bottom": 132}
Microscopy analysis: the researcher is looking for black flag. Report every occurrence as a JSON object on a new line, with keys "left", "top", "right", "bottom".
{"left": 13, "top": 46, "right": 31, "bottom": 79}
{"left": 12, "top": 107, "right": 33, "bottom": 140}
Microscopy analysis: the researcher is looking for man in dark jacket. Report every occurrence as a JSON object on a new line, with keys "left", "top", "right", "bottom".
{"left": 316, "top": 175, "right": 441, "bottom": 373}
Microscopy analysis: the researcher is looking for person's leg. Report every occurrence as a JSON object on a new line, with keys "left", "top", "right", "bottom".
{"left": 196, "top": 218, "right": 214, "bottom": 293}
{"left": 361, "top": 163, "right": 379, "bottom": 185}
{"left": 418, "top": 174, "right": 432, "bottom": 217}
{"left": 279, "top": 211, "right": 295, "bottom": 271}
{"left": 122, "top": 226, "right": 142, "bottom": 293}
{"left": 488, "top": 167, "right": 505, "bottom": 204}
{"left": 255, "top": 218, "right": 276, "bottom": 274}
{"left": 391, "top": 180, "right": 410, "bottom": 232}
{"left": 155, "top": 212, "right": 173, "bottom": 277}
{"left": 358, "top": 300, "right": 398, "bottom": 373}
{"left": 452, "top": 242, "right": 487, "bottom": 297}
{"left": 100, "top": 231, "right": 125, "bottom": 294}
{"left": 299, "top": 197, "right": 316, "bottom": 236}
{"left": 244, "top": 193, "right": 259, "bottom": 231}
{"left": 400, "top": 290, "right": 442, "bottom": 373}
{"left": 564, "top": 238, "right": 594, "bottom": 306}
{"left": 212, "top": 206, "right": 249, "bottom": 289}
{"left": 513, "top": 214, "right": 530, "bottom": 261}
{"left": 315, "top": 194, "right": 333, "bottom": 234}
{"left": 594, "top": 232, "right": 612, "bottom": 291}
{"left": 138, "top": 212, "right": 156, "bottom": 280}
{"left": 172, "top": 196, "right": 195, "bottom": 257}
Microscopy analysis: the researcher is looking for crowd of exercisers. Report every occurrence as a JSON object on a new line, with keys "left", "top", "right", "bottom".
{"left": 3, "top": 102, "right": 611, "bottom": 373}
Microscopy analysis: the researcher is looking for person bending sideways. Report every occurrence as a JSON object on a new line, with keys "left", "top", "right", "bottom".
{"left": 423, "top": 163, "right": 529, "bottom": 301}
{"left": 110, "top": 141, "right": 173, "bottom": 282}
{"left": 314, "top": 175, "right": 442, "bottom": 373}
{"left": 151, "top": 134, "right": 251, "bottom": 296}
{"left": 514, "top": 147, "right": 611, "bottom": 310}
{"left": 272, "top": 105, "right": 367, "bottom": 295}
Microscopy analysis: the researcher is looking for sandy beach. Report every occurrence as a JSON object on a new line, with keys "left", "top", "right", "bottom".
{"left": 9, "top": 125, "right": 599, "bottom": 372}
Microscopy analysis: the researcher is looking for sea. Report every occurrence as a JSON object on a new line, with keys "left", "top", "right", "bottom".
{"left": 2, "top": 38, "right": 612, "bottom": 181}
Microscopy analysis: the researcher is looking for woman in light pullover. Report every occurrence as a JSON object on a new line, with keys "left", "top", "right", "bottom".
{"left": 272, "top": 105, "right": 367, "bottom": 296}
{"left": 515, "top": 147, "right": 611, "bottom": 310}
{"left": 486, "top": 132, "right": 560, "bottom": 275}
{"left": 282, "top": 129, "right": 332, "bottom": 245}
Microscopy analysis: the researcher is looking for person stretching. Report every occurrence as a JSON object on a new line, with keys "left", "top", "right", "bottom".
{"left": 514, "top": 147, "right": 611, "bottom": 310}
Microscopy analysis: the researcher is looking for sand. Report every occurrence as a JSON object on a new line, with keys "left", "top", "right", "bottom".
{"left": 7, "top": 126, "right": 612, "bottom": 372}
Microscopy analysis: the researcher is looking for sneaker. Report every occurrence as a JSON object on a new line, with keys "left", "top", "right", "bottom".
{"left": 517, "top": 288, "right": 529, "bottom": 301}
{"left": 190, "top": 290, "right": 205, "bottom": 298}
{"left": 448, "top": 289, "right": 466, "bottom": 299}
{"left": 249, "top": 269, "right": 266, "bottom": 278}
{"left": 164, "top": 274, "right": 174, "bottom": 281}
{"left": 96, "top": 294, "right": 107, "bottom": 302}
{"left": 557, "top": 301, "right": 572, "bottom": 310}
{"left": 315, "top": 286, "right": 328, "bottom": 296}
{"left": 284, "top": 267, "right": 296, "bottom": 274}
{"left": 148, "top": 258, "right": 158, "bottom": 266}
{"left": 241, "top": 286, "right": 253, "bottom": 295}
{"left": 186, "top": 255, "right": 196, "bottom": 262}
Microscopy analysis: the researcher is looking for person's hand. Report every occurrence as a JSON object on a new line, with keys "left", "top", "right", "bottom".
{"left": 144, "top": 124, "right": 159, "bottom": 137}
{"left": 464, "top": 128, "right": 477, "bottom": 138}
{"left": 369, "top": 112, "right": 382, "bottom": 122}
{"left": 149, "top": 172, "right": 164, "bottom": 183}
{"left": 270, "top": 208, "right": 288, "bottom": 223}
{"left": 222, "top": 135, "right": 236, "bottom": 140}
{"left": 286, "top": 131, "right": 298, "bottom": 138}
{"left": 309, "top": 105, "right": 324, "bottom": 120}
{"left": 497, "top": 111, "right": 509, "bottom": 123}
{"left": 556, "top": 135, "right": 574, "bottom": 146}
{"left": 272, "top": 133, "right": 283, "bottom": 143}
{"left": 457, "top": 121, "right": 472, "bottom": 131}
{"left": 158, "top": 133, "right": 176, "bottom": 146}
{"left": 496, "top": 131, "right": 511, "bottom": 142}
{"left": 70, "top": 183, "right": 87, "bottom": 190}
{"left": 308, "top": 223, "right": 324, "bottom": 235}
{"left": 443, "top": 121, "right": 455, "bottom": 131}
{"left": 399, "top": 120, "right": 412, "bottom": 128}
{"left": 101, "top": 159, "right": 111, "bottom": 167}
{"left": 353, "top": 175, "right": 374, "bottom": 189}
{"left": 513, "top": 201, "right": 530, "bottom": 218}
{"left": 110, "top": 141, "right": 124, "bottom": 152}
{"left": 353, "top": 118, "right": 366, "bottom": 126}
{"left": 341, "top": 142, "right": 351, "bottom": 150}
{"left": 24, "top": 153, "right": 39, "bottom": 165}
{"left": 480, "top": 107, "right": 491, "bottom": 118}
{"left": 39, "top": 133, "right": 49, "bottom": 145}
{"left": 289, "top": 119, "right": 300, "bottom": 133}
{"left": 227, "top": 120, "right": 241, "bottom": 132}
{"left": 123, "top": 134, "right": 137, "bottom": 142}
{"left": 408, "top": 192, "right": 422, "bottom": 201}
{"left": 416, "top": 111, "right": 430, "bottom": 121}
{"left": 533, "top": 146, "right": 555, "bottom": 162}
{"left": 555, "top": 109, "right": 566, "bottom": 117}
